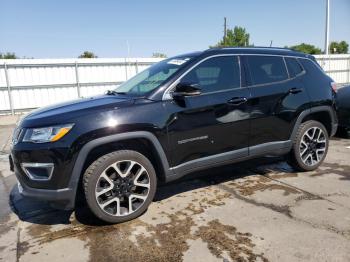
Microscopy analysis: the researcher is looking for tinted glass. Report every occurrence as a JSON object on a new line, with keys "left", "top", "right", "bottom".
{"left": 180, "top": 56, "right": 240, "bottom": 93}
{"left": 299, "top": 59, "right": 325, "bottom": 78}
{"left": 285, "top": 57, "right": 303, "bottom": 77}
{"left": 246, "top": 56, "right": 288, "bottom": 85}
{"left": 115, "top": 56, "right": 194, "bottom": 95}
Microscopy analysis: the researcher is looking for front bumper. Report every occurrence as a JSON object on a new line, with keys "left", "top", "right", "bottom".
{"left": 10, "top": 147, "right": 77, "bottom": 210}
{"left": 16, "top": 179, "right": 75, "bottom": 210}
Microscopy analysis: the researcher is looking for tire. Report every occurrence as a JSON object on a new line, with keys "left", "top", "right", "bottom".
{"left": 287, "top": 120, "right": 329, "bottom": 172}
{"left": 83, "top": 150, "right": 157, "bottom": 224}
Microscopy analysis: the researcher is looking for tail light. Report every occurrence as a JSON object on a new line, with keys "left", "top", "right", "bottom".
{"left": 331, "top": 81, "right": 337, "bottom": 92}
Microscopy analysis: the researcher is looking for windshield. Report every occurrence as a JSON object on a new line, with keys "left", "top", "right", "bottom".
{"left": 114, "top": 56, "right": 194, "bottom": 95}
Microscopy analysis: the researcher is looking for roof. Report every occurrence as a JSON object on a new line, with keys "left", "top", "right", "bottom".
{"left": 203, "top": 47, "right": 309, "bottom": 58}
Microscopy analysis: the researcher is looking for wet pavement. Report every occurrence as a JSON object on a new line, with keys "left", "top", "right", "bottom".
{"left": 0, "top": 126, "right": 350, "bottom": 261}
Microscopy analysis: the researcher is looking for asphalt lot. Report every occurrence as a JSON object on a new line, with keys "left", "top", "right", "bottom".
{"left": 0, "top": 119, "right": 350, "bottom": 262}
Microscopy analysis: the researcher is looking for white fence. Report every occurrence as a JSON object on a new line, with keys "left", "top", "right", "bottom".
{"left": 0, "top": 54, "right": 349, "bottom": 114}
{"left": 0, "top": 58, "right": 162, "bottom": 114}
{"left": 314, "top": 54, "right": 350, "bottom": 84}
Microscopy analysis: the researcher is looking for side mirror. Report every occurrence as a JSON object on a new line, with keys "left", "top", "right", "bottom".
{"left": 172, "top": 82, "right": 201, "bottom": 99}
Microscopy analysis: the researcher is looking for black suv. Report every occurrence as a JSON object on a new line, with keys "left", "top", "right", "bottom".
{"left": 10, "top": 47, "right": 338, "bottom": 223}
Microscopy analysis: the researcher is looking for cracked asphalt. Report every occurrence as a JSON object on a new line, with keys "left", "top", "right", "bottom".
{"left": 0, "top": 122, "right": 350, "bottom": 262}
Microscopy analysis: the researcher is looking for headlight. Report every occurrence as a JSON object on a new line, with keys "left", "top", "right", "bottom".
{"left": 23, "top": 124, "right": 74, "bottom": 143}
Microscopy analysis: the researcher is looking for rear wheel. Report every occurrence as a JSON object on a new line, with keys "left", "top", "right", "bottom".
{"left": 287, "top": 120, "right": 329, "bottom": 171}
{"left": 83, "top": 150, "right": 157, "bottom": 223}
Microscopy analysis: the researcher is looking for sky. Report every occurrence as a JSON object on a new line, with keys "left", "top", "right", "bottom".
{"left": 1, "top": 0, "right": 349, "bottom": 58}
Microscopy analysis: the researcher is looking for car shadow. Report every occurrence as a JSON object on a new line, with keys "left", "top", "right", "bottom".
{"left": 155, "top": 156, "right": 294, "bottom": 201}
{"left": 9, "top": 156, "right": 293, "bottom": 227}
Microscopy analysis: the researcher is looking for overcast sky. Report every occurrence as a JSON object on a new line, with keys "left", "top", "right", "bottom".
{"left": 1, "top": 0, "right": 349, "bottom": 58}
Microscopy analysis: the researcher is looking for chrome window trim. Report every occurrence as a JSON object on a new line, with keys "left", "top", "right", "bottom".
{"left": 163, "top": 54, "right": 242, "bottom": 100}
{"left": 285, "top": 57, "right": 306, "bottom": 80}
{"left": 244, "top": 55, "right": 290, "bottom": 87}
{"left": 21, "top": 162, "right": 54, "bottom": 181}
{"left": 283, "top": 57, "right": 290, "bottom": 78}
{"left": 162, "top": 53, "right": 319, "bottom": 100}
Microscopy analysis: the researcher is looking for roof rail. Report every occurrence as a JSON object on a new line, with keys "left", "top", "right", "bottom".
{"left": 206, "top": 46, "right": 294, "bottom": 52}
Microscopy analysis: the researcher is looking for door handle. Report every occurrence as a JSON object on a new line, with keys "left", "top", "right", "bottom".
{"left": 227, "top": 97, "right": 248, "bottom": 106}
{"left": 289, "top": 87, "right": 303, "bottom": 94}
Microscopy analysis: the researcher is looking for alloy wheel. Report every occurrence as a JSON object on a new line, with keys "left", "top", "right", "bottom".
{"left": 299, "top": 127, "right": 327, "bottom": 166}
{"left": 95, "top": 160, "right": 150, "bottom": 216}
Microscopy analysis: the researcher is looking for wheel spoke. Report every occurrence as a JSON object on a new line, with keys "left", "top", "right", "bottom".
{"left": 96, "top": 173, "right": 114, "bottom": 197}
{"left": 113, "top": 163, "right": 125, "bottom": 178}
{"left": 301, "top": 140, "right": 308, "bottom": 148}
{"left": 300, "top": 147, "right": 308, "bottom": 156}
{"left": 124, "top": 161, "right": 136, "bottom": 177}
{"left": 101, "top": 173, "right": 114, "bottom": 186}
{"left": 96, "top": 186, "right": 113, "bottom": 197}
{"left": 130, "top": 194, "right": 147, "bottom": 201}
{"left": 113, "top": 161, "right": 136, "bottom": 178}
{"left": 305, "top": 128, "right": 314, "bottom": 140}
{"left": 101, "top": 197, "right": 119, "bottom": 209}
{"left": 133, "top": 167, "right": 150, "bottom": 189}
{"left": 316, "top": 148, "right": 325, "bottom": 155}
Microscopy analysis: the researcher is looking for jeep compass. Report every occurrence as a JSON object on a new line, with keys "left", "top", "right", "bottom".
{"left": 10, "top": 47, "right": 338, "bottom": 223}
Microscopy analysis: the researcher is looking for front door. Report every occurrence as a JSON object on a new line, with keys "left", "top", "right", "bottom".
{"left": 165, "top": 55, "right": 251, "bottom": 169}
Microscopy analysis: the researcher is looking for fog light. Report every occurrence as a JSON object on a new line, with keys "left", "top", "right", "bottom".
{"left": 21, "top": 163, "right": 54, "bottom": 181}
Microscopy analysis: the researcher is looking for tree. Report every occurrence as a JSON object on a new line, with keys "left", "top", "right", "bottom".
{"left": 211, "top": 26, "right": 250, "bottom": 48}
{"left": 78, "top": 51, "right": 97, "bottom": 58}
{"left": 0, "top": 52, "right": 17, "bottom": 59}
{"left": 288, "top": 43, "right": 322, "bottom": 55}
{"left": 330, "top": 41, "right": 349, "bottom": 54}
{"left": 152, "top": 52, "right": 167, "bottom": 58}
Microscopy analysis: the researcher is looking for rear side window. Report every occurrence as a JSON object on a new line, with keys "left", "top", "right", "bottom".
{"left": 246, "top": 56, "right": 288, "bottom": 85}
{"left": 285, "top": 57, "right": 304, "bottom": 77}
{"left": 299, "top": 59, "right": 325, "bottom": 77}
{"left": 180, "top": 56, "right": 240, "bottom": 93}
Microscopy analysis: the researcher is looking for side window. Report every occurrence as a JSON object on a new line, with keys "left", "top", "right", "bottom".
{"left": 180, "top": 56, "right": 240, "bottom": 93}
{"left": 246, "top": 56, "right": 288, "bottom": 85}
{"left": 285, "top": 57, "right": 304, "bottom": 78}
{"left": 299, "top": 59, "right": 325, "bottom": 77}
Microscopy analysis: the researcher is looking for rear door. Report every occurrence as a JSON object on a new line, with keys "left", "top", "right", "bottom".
{"left": 243, "top": 55, "right": 308, "bottom": 148}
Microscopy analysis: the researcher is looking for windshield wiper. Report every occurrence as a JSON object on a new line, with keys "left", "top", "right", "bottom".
{"left": 106, "top": 90, "right": 127, "bottom": 95}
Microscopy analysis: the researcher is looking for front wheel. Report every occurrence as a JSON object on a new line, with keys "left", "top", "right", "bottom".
{"left": 83, "top": 150, "right": 157, "bottom": 223}
{"left": 287, "top": 120, "right": 329, "bottom": 171}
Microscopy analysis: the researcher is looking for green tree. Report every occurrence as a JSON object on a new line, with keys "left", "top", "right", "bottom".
{"left": 288, "top": 43, "right": 322, "bottom": 54}
{"left": 0, "top": 52, "right": 17, "bottom": 59}
{"left": 211, "top": 26, "right": 250, "bottom": 48}
{"left": 152, "top": 52, "right": 167, "bottom": 58}
{"left": 330, "top": 41, "right": 349, "bottom": 54}
{"left": 78, "top": 51, "right": 98, "bottom": 58}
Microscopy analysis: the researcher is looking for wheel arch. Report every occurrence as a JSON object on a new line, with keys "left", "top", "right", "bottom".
{"left": 290, "top": 106, "right": 337, "bottom": 141}
{"left": 68, "top": 131, "right": 172, "bottom": 204}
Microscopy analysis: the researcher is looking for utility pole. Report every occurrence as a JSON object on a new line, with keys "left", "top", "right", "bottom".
{"left": 223, "top": 17, "right": 227, "bottom": 46}
{"left": 324, "top": 0, "right": 330, "bottom": 54}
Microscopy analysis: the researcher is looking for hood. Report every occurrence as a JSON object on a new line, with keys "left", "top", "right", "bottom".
{"left": 20, "top": 94, "right": 134, "bottom": 127}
